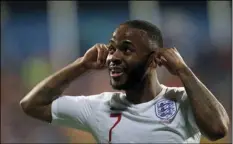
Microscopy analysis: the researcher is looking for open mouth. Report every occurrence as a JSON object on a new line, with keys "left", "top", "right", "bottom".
{"left": 109, "top": 67, "right": 124, "bottom": 78}
{"left": 110, "top": 71, "right": 124, "bottom": 77}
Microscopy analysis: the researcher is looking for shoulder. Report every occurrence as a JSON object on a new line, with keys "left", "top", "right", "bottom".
{"left": 54, "top": 92, "right": 120, "bottom": 107}
{"left": 84, "top": 92, "right": 120, "bottom": 102}
{"left": 73, "top": 92, "right": 124, "bottom": 108}
{"left": 53, "top": 92, "right": 121, "bottom": 114}
{"left": 162, "top": 85, "right": 187, "bottom": 102}
{"left": 82, "top": 92, "right": 125, "bottom": 112}
{"left": 165, "top": 85, "right": 185, "bottom": 93}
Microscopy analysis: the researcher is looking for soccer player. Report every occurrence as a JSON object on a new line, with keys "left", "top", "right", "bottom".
{"left": 20, "top": 20, "right": 229, "bottom": 143}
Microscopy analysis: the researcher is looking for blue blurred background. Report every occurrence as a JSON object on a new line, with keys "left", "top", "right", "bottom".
{"left": 1, "top": 1, "right": 232, "bottom": 143}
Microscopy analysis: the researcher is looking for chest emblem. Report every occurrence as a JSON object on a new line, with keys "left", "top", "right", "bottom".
{"left": 155, "top": 99, "right": 177, "bottom": 121}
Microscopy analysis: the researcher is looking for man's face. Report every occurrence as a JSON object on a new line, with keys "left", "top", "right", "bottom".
{"left": 106, "top": 25, "right": 153, "bottom": 90}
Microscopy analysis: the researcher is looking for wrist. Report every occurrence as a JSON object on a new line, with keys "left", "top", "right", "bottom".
{"left": 60, "top": 58, "right": 90, "bottom": 79}
{"left": 77, "top": 57, "right": 93, "bottom": 71}
{"left": 177, "top": 65, "right": 192, "bottom": 77}
{"left": 71, "top": 57, "right": 88, "bottom": 70}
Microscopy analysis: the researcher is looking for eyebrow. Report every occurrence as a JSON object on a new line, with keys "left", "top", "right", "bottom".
{"left": 109, "top": 39, "right": 134, "bottom": 47}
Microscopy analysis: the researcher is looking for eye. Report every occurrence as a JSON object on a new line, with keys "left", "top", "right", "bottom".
{"left": 125, "top": 49, "right": 132, "bottom": 54}
{"left": 121, "top": 45, "right": 133, "bottom": 54}
{"left": 125, "top": 48, "right": 132, "bottom": 53}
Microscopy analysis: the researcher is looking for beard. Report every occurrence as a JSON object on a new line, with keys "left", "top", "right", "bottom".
{"left": 110, "top": 60, "right": 148, "bottom": 90}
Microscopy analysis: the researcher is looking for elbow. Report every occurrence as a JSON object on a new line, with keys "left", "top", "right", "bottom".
{"left": 20, "top": 99, "right": 40, "bottom": 119}
{"left": 206, "top": 118, "right": 230, "bottom": 141}
{"left": 20, "top": 99, "right": 52, "bottom": 123}
{"left": 20, "top": 99, "right": 28, "bottom": 113}
{"left": 20, "top": 99, "right": 32, "bottom": 115}
{"left": 207, "top": 127, "right": 228, "bottom": 141}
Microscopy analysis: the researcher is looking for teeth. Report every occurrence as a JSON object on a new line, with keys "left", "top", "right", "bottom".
{"left": 111, "top": 70, "right": 122, "bottom": 73}
{"left": 110, "top": 67, "right": 124, "bottom": 73}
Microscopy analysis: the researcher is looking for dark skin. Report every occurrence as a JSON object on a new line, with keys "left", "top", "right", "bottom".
{"left": 20, "top": 24, "right": 229, "bottom": 141}
{"left": 106, "top": 25, "right": 162, "bottom": 104}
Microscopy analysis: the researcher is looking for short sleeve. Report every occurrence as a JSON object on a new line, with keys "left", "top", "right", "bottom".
{"left": 180, "top": 88, "right": 201, "bottom": 137}
{"left": 51, "top": 96, "right": 92, "bottom": 132}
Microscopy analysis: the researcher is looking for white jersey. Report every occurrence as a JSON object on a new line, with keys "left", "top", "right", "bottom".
{"left": 51, "top": 85, "right": 201, "bottom": 143}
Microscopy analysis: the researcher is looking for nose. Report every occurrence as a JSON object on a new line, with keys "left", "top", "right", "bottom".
{"left": 111, "top": 57, "right": 122, "bottom": 66}
{"left": 107, "top": 50, "right": 123, "bottom": 66}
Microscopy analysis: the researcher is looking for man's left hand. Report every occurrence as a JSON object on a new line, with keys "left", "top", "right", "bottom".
{"left": 155, "top": 47, "right": 188, "bottom": 75}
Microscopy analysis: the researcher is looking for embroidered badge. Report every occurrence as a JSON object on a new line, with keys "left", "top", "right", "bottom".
{"left": 155, "top": 99, "right": 177, "bottom": 121}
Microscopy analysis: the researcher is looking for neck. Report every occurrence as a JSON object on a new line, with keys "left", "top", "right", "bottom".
{"left": 125, "top": 70, "right": 163, "bottom": 104}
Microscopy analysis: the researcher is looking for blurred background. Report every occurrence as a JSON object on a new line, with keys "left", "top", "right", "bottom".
{"left": 1, "top": 1, "right": 232, "bottom": 143}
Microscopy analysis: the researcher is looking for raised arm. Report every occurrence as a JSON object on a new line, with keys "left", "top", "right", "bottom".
{"left": 156, "top": 47, "right": 230, "bottom": 141}
{"left": 20, "top": 44, "right": 108, "bottom": 123}
{"left": 178, "top": 66, "right": 229, "bottom": 141}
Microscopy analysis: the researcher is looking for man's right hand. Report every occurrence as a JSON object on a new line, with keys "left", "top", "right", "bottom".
{"left": 79, "top": 44, "right": 109, "bottom": 70}
{"left": 20, "top": 43, "right": 109, "bottom": 123}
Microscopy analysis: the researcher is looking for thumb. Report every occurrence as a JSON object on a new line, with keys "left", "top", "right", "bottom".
{"left": 160, "top": 57, "right": 176, "bottom": 75}
{"left": 92, "top": 62, "right": 107, "bottom": 69}
{"left": 155, "top": 47, "right": 172, "bottom": 56}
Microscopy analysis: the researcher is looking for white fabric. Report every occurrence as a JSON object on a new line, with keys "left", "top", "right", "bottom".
{"left": 51, "top": 85, "right": 201, "bottom": 143}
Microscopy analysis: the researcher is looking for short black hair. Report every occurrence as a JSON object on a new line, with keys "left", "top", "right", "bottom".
{"left": 121, "top": 20, "right": 163, "bottom": 48}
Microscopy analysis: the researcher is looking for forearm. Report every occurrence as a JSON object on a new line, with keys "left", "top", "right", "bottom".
{"left": 178, "top": 67, "right": 229, "bottom": 139}
{"left": 20, "top": 57, "right": 88, "bottom": 108}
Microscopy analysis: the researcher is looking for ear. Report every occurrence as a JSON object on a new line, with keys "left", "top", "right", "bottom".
{"left": 147, "top": 52, "right": 158, "bottom": 68}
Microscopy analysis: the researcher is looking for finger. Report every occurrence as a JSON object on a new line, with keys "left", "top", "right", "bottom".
{"left": 102, "top": 44, "right": 109, "bottom": 51}
{"left": 153, "top": 49, "right": 163, "bottom": 62}
{"left": 97, "top": 45, "right": 105, "bottom": 65}
{"left": 152, "top": 50, "right": 164, "bottom": 66}
{"left": 156, "top": 47, "right": 171, "bottom": 53}
{"left": 101, "top": 45, "right": 109, "bottom": 67}
{"left": 153, "top": 49, "right": 160, "bottom": 59}
{"left": 148, "top": 52, "right": 155, "bottom": 63}
{"left": 158, "top": 47, "right": 178, "bottom": 54}
{"left": 160, "top": 58, "right": 175, "bottom": 74}
{"left": 146, "top": 51, "right": 159, "bottom": 68}
{"left": 172, "top": 46, "right": 178, "bottom": 52}
{"left": 160, "top": 56, "right": 168, "bottom": 65}
{"left": 155, "top": 48, "right": 171, "bottom": 59}
{"left": 159, "top": 48, "right": 178, "bottom": 62}
{"left": 154, "top": 57, "right": 162, "bottom": 66}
